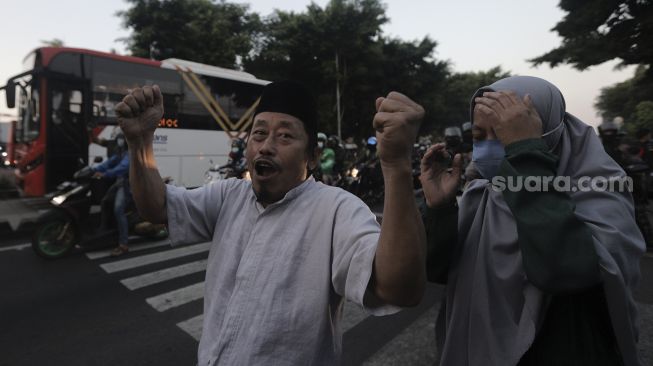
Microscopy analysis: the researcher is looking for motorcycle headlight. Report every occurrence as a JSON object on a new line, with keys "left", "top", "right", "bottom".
{"left": 51, "top": 195, "right": 66, "bottom": 206}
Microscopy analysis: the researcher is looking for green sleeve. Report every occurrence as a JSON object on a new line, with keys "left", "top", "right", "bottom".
{"left": 424, "top": 203, "right": 458, "bottom": 284}
{"left": 498, "top": 138, "right": 601, "bottom": 294}
{"left": 321, "top": 148, "right": 335, "bottom": 171}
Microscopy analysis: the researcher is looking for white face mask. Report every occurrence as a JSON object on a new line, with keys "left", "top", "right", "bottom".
{"left": 116, "top": 138, "right": 125, "bottom": 148}
{"left": 318, "top": 142, "right": 324, "bottom": 149}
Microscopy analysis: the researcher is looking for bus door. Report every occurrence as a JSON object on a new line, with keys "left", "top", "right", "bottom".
{"left": 46, "top": 78, "right": 90, "bottom": 192}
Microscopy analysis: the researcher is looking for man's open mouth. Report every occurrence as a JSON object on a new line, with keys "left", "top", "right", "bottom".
{"left": 254, "top": 159, "right": 279, "bottom": 178}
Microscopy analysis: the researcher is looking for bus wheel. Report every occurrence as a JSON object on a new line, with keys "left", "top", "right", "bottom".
{"left": 31, "top": 218, "right": 78, "bottom": 259}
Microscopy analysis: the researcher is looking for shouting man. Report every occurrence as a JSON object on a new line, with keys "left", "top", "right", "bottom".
{"left": 115, "top": 80, "right": 426, "bottom": 365}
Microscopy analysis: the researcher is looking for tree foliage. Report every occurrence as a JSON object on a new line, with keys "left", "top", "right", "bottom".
{"left": 118, "top": 0, "right": 508, "bottom": 139}
{"left": 631, "top": 101, "right": 653, "bottom": 132}
{"left": 531, "top": 0, "right": 653, "bottom": 76}
{"left": 595, "top": 65, "right": 653, "bottom": 135}
{"left": 118, "top": 0, "right": 261, "bottom": 68}
{"left": 243, "top": 0, "right": 454, "bottom": 137}
{"left": 41, "top": 38, "right": 65, "bottom": 47}
{"left": 596, "top": 65, "right": 653, "bottom": 132}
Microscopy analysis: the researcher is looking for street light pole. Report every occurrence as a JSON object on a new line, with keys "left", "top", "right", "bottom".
{"left": 335, "top": 52, "right": 342, "bottom": 140}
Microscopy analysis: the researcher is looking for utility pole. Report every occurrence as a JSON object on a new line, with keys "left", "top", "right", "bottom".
{"left": 335, "top": 52, "right": 342, "bottom": 140}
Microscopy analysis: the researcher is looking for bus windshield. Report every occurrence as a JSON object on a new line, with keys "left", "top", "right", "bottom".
{"left": 16, "top": 75, "right": 40, "bottom": 143}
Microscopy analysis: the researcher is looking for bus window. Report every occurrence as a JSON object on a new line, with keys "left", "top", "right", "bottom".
{"left": 47, "top": 82, "right": 87, "bottom": 191}
{"left": 91, "top": 56, "right": 182, "bottom": 125}
{"left": 177, "top": 75, "right": 263, "bottom": 131}
{"left": 51, "top": 89, "right": 83, "bottom": 126}
{"left": 206, "top": 77, "right": 262, "bottom": 122}
{"left": 69, "top": 90, "right": 82, "bottom": 114}
{"left": 17, "top": 79, "right": 40, "bottom": 142}
{"left": 49, "top": 52, "right": 90, "bottom": 78}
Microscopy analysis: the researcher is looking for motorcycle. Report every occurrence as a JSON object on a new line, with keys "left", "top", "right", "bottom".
{"left": 353, "top": 158, "right": 384, "bottom": 205}
{"left": 31, "top": 166, "right": 167, "bottom": 259}
{"left": 204, "top": 157, "right": 249, "bottom": 184}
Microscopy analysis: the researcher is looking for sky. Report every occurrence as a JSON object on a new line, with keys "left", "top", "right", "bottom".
{"left": 0, "top": 0, "right": 637, "bottom": 127}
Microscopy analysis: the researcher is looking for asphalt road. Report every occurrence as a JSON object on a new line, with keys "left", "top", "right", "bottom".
{"left": 1, "top": 227, "right": 652, "bottom": 365}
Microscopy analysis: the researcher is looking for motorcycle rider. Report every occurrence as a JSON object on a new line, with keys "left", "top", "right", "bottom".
{"left": 600, "top": 121, "right": 652, "bottom": 248}
{"left": 598, "top": 120, "right": 624, "bottom": 165}
{"left": 461, "top": 122, "right": 473, "bottom": 153}
{"left": 318, "top": 132, "right": 336, "bottom": 185}
{"left": 92, "top": 133, "right": 131, "bottom": 257}
{"left": 328, "top": 135, "right": 346, "bottom": 183}
{"left": 443, "top": 126, "right": 463, "bottom": 155}
{"left": 227, "top": 138, "right": 247, "bottom": 178}
{"left": 355, "top": 136, "right": 384, "bottom": 204}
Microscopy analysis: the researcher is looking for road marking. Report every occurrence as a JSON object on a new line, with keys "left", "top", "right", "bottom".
{"left": 146, "top": 282, "right": 204, "bottom": 312}
{"left": 121, "top": 259, "right": 207, "bottom": 290}
{"left": 177, "top": 314, "right": 204, "bottom": 341}
{"left": 173, "top": 301, "right": 368, "bottom": 342}
{"left": 86, "top": 239, "right": 171, "bottom": 260}
{"left": 0, "top": 243, "right": 30, "bottom": 252}
{"left": 100, "top": 242, "right": 211, "bottom": 273}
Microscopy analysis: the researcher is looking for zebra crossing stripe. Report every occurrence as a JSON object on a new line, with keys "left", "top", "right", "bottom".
{"left": 100, "top": 242, "right": 211, "bottom": 273}
{"left": 0, "top": 243, "right": 30, "bottom": 252}
{"left": 121, "top": 259, "right": 208, "bottom": 290}
{"left": 177, "top": 314, "right": 204, "bottom": 341}
{"left": 146, "top": 282, "right": 205, "bottom": 312}
{"left": 86, "top": 239, "right": 171, "bottom": 260}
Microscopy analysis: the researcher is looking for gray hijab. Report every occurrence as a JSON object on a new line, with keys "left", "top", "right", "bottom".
{"left": 438, "top": 76, "right": 645, "bottom": 365}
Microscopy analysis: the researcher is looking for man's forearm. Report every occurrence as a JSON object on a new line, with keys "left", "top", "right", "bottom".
{"left": 373, "top": 161, "right": 426, "bottom": 306}
{"left": 129, "top": 138, "right": 167, "bottom": 224}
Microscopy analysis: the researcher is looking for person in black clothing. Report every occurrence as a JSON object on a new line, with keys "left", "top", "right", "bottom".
{"left": 461, "top": 121, "right": 472, "bottom": 148}
{"left": 420, "top": 76, "right": 645, "bottom": 365}
{"left": 598, "top": 120, "right": 624, "bottom": 165}
{"left": 636, "top": 128, "right": 653, "bottom": 168}
{"left": 443, "top": 126, "right": 463, "bottom": 154}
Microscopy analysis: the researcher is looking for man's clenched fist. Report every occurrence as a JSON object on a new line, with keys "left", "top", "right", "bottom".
{"left": 115, "top": 85, "right": 164, "bottom": 145}
{"left": 373, "top": 92, "right": 424, "bottom": 166}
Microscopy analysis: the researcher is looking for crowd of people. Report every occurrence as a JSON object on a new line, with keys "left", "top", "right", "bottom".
{"left": 109, "top": 76, "right": 645, "bottom": 365}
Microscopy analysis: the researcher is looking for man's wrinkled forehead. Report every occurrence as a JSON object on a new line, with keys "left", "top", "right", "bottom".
{"left": 252, "top": 112, "right": 306, "bottom": 132}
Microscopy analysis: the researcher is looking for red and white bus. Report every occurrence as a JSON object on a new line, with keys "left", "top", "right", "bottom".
{"left": 0, "top": 47, "right": 268, "bottom": 196}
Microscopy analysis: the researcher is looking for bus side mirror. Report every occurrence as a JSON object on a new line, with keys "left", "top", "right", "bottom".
{"left": 5, "top": 80, "right": 16, "bottom": 109}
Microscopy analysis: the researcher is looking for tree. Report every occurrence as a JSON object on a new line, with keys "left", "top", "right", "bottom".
{"left": 41, "top": 38, "right": 65, "bottom": 47}
{"left": 632, "top": 101, "right": 653, "bottom": 132}
{"left": 531, "top": 0, "right": 653, "bottom": 76}
{"left": 118, "top": 0, "right": 261, "bottom": 68}
{"left": 116, "top": 0, "right": 508, "bottom": 141}
{"left": 244, "top": 0, "right": 451, "bottom": 138}
{"left": 595, "top": 65, "right": 653, "bottom": 132}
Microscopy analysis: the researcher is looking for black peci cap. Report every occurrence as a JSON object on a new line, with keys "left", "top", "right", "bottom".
{"left": 254, "top": 80, "right": 318, "bottom": 151}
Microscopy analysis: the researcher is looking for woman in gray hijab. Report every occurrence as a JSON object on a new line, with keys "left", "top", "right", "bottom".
{"left": 421, "top": 76, "right": 645, "bottom": 365}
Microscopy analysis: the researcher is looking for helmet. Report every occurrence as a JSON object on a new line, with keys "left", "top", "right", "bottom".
{"left": 231, "top": 138, "right": 246, "bottom": 149}
{"left": 367, "top": 136, "right": 377, "bottom": 146}
{"left": 462, "top": 122, "right": 472, "bottom": 132}
{"left": 115, "top": 133, "right": 127, "bottom": 149}
{"left": 327, "top": 135, "right": 340, "bottom": 148}
{"left": 598, "top": 121, "right": 619, "bottom": 136}
{"left": 317, "top": 132, "right": 327, "bottom": 141}
{"left": 444, "top": 126, "right": 462, "bottom": 138}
